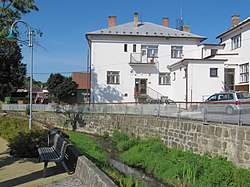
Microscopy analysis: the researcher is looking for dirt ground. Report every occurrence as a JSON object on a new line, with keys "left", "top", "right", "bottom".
{"left": 0, "top": 137, "right": 70, "bottom": 187}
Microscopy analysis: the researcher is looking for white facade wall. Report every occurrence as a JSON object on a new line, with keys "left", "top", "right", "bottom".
{"left": 169, "top": 61, "right": 225, "bottom": 102}
{"left": 187, "top": 62, "right": 224, "bottom": 102}
{"left": 218, "top": 24, "right": 250, "bottom": 87}
{"left": 90, "top": 36, "right": 202, "bottom": 103}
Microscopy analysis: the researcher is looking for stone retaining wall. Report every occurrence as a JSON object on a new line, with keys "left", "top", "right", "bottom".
{"left": 75, "top": 156, "right": 117, "bottom": 187}
{"left": 33, "top": 112, "right": 250, "bottom": 168}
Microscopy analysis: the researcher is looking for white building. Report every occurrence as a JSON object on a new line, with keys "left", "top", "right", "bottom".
{"left": 86, "top": 13, "right": 228, "bottom": 103}
{"left": 215, "top": 15, "right": 250, "bottom": 92}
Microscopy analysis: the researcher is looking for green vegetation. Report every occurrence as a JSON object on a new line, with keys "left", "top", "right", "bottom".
{"left": 2, "top": 117, "right": 250, "bottom": 187}
{"left": 0, "top": 117, "right": 47, "bottom": 157}
{"left": 67, "top": 130, "right": 148, "bottom": 187}
{"left": 111, "top": 130, "right": 250, "bottom": 187}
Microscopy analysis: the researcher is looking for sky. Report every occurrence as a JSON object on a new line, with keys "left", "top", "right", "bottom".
{"left": 16, "top": 0, "right": 250, "bottom": 82}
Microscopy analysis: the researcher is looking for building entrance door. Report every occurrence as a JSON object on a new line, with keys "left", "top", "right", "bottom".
{"left": 135, "top": 79, "right": 147, "bottom": 96}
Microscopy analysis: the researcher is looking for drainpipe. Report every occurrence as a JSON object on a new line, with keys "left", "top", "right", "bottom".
{"left": 86, "top": 35, "right": 92, "bottom": 105}
{"left": 185, "top": 64, "right": 188, "bottom": 110}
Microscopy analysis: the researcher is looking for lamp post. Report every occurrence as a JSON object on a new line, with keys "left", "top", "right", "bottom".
{"left": 6, "top": 20, "right": 33, "bottom": 130}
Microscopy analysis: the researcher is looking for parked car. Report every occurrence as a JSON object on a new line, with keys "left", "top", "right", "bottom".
{"left": 142, "top": 98, "right": 177, "bottom": 115}
{"left": 199, "top": 91, "right": 250, "bottom": 115}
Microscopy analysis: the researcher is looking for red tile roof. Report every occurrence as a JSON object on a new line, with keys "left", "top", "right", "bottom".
{"left": 72, "top": 72, "right": 90, "bottom": 89}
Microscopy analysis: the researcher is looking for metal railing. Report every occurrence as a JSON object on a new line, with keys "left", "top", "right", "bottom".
{"left": 2, "top": 102, "right": 250, "bottom": 126}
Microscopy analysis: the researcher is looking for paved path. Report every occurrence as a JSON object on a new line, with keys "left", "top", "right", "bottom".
{"left": 0, "top": 137, "right": 85, "bottom": 187}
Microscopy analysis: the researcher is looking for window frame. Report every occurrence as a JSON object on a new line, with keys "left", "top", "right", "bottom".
{"left": 171, "top": 46, "right": 183, "bottom": 59}
{"left": 231, "top": 34, "right": 241, "bottom": 50}
{"left": 124, "top": 44, "right": 128, "bottom": 52}
{"left": 240, "top": 63, "right": 249, "bottom": 83}
{"left": 141, "top": 45, "right": 159, "bottom": 58}
{"left": 159, "top": 72, "right": 171, "bottom": 85}
{"left": 133, "top": 44, "right": 136, "bottom": 52}
{"left": 210, "top": 68, "right": 218, "bottom": 77}
{"left": 107, "top": 71, "right": 120, "bottom": 84}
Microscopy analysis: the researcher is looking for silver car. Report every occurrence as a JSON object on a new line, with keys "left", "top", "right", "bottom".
{"left": 200, "top": 91, "right": 250, "bottom": 115}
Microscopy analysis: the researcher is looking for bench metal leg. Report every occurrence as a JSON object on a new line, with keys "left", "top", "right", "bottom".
{"left": 43, "top": 161, "right": 48, "bottom": 178}
{"left": 61, "top": 161, "right": 70, "bottom": 174}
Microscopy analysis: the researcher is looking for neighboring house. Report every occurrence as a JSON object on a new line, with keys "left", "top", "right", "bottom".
{"left": 214, "top": 15, "right": 250, "bottom": 92}
{"left": 72, "top": 72, "right": 90, "bottom": 103}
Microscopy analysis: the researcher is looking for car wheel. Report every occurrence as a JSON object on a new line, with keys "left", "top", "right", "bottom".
{"left": 200, "top": 107, "right": 207, "bottom": 114}
{"left": 226, "top": 106, "right": 234, "bottom": 115}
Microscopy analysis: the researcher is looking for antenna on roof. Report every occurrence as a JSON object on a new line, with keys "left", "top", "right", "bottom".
{"left": 176, "top": 0, "right": 184, "bottom": 30}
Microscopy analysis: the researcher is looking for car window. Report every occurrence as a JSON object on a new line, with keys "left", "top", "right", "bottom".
{"left": 207, "top": 95, "right": 217, "bottom": 101}
{"left": 237, "top": 92, "right": 250, "bottom": 99}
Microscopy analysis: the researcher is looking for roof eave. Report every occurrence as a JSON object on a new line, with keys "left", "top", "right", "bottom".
{"left": 216, "top": 18, "right": 250, "bottom": 39}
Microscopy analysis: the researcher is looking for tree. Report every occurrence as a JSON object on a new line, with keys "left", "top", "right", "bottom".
{"left": 47, "top": 73, "right": 78, "bottom": 103}
{"left": 0, "top": 0, "right": 39, "bottom": 101}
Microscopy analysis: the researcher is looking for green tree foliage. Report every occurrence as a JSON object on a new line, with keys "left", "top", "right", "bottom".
{"left": 0, "top": 0, "right": 39, "bottom": 101}
{"left": 47, "top": 73, "right": 78, "bottom": 103}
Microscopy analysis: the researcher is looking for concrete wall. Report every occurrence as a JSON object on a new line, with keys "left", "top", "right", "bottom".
{"left": 33, "top": 112, "right": 250, "bottom": 168}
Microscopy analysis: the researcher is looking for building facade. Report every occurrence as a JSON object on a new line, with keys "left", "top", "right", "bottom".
{"left": 86, "top": 13, "right": 248, "bottom": 103}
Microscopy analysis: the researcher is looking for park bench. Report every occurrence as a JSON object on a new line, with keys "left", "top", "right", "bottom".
{"left": 38, "top": 133, "right": 73, "bottom": 177}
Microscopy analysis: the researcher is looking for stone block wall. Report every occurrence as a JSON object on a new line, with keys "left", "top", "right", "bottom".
{"left": 33, "top": 112, "right": 250, "bottom": 168}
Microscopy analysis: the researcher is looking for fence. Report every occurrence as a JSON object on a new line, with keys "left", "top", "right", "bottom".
{"left": 2, "top": 102, "right": 250, "bottom": 126}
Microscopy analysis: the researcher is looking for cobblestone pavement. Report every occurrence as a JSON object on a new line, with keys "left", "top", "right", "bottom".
{"left": 42, "top": 176, "right": 85, "bottom": 187}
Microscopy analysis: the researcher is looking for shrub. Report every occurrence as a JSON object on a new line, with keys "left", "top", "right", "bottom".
{"left": 0, "top": 117, "right": 29, "bottom": 141}
{"left": 8, "top": 129, "right": 48, "bottom": 158}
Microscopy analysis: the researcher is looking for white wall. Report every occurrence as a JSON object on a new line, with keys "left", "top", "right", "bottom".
{"left": 90, "top": 35, "right": 203, "bottom": 103}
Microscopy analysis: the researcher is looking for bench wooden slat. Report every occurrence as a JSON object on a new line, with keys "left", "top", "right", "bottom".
{"left": 38, "top": 133, "right": 72, "bottom": 177}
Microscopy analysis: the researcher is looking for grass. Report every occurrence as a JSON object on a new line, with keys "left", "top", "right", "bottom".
{"left": 111, "top": 130, "right": 250, "bottom": 187}
{"left": 66, "top": 130, "right": 148, "bottom": 187}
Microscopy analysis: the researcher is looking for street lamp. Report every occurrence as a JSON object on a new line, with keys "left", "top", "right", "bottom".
{"left": 6, "top": 20, "right": 34, "bottom": 130}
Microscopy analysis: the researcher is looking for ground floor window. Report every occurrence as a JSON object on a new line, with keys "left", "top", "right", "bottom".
{"left": 210, "top": 68, "right": 218, "bottom": 77}
{"left": 159, "top": 73, "right": 171, "bottom": 85}
{"left": 240, "top": 63, "right": 249, "bottom": 83}
{"left": 107, "top": 71, "right": 120, "bottom": 84}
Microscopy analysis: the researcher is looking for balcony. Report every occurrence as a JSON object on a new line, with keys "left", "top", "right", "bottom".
{"left": 129, "top": 53, "right": 158, "bottom": 66}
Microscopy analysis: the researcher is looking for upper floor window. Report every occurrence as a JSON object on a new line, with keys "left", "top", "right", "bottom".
{"left": 210, "top": 68, "right": 218, "bottom": 77}
{"left": 141, "top": 45, "right": 159, "bottom": 58}
{"left": 171, "top": 46, "right": 183, "bottom": 58}
{"left": 124, "top": 44, "right": 128, "bottom": 52}
{"left": 231, "top": 34, "right": 241, "bottom": 50}
{"left": 240, "top": 63, "right": 249, "bottom": 83}
{"left": 107, "top": 71, "right": 120, "bottom": 84}
{"left": 159, "top": 73, "right": 171, "bottom": 85}
{"left": 133, "top": 44, "right": 136, "bottom": 52}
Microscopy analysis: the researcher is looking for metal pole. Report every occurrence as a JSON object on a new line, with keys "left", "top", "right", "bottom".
{"left": 8, "top": 20, "right": 33, "bottom": 130}
{"left": 29, "top": 30, "right": 33, "bottom": 130}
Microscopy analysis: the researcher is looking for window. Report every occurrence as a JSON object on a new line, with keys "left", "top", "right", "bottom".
{"left": 159, "top": 73, "right": 171, "bottom": 85}
{"left": 124, "top": 44, "right": 127, "bottom": 52}
{"left": 240, "top": 63, "right": 249, "bottom": 83}
{"left": 107, "top": 71, "right": 120, "bottom": 84}
{"left": 171, "top": 46, "right": 183, "bottom": 58}
{"left": 133, "top": 44, "right": 136, "bottom": 52}
{"left": 231, "top": 34, "right": 241, "bottom": 50}
{"left": 210, "top": 68, "right": 218, "bottom": 77}
{"left": 141, "top": 45, "right": 159, "bottom": 58}
{"left": 211, "top": 49, "right": 218, "bottom": 56}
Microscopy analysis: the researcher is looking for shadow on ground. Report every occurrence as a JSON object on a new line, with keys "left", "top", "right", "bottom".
{"left": 0, "top": 166, "right": 65, "bottom": 187}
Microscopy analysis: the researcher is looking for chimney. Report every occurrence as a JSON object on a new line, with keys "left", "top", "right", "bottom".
{"left": 108, "top": 16, "right": 116, "bottom": 27}
{"left": 163, "top": 17, "right": 169, "bottom": 27}
{"left": 134, "top": 12, "right": 138, "bottom": 27}
{"left": 231, "top": 15, "right": 240, "bottom": 27}
{"left": 180, "top": 25, "right": 190, "bottom": 32}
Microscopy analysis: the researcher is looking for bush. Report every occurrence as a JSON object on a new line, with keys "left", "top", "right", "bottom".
{"left": 0, "top": 117, "right": 29, "bottom": 141}
{"left": 9, "top": 129, "right": 48, "bottom": 158}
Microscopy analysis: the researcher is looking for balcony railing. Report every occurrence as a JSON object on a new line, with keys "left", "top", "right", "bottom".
{"left": 130, "top": 53, "right": 158, "bottom": 65}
